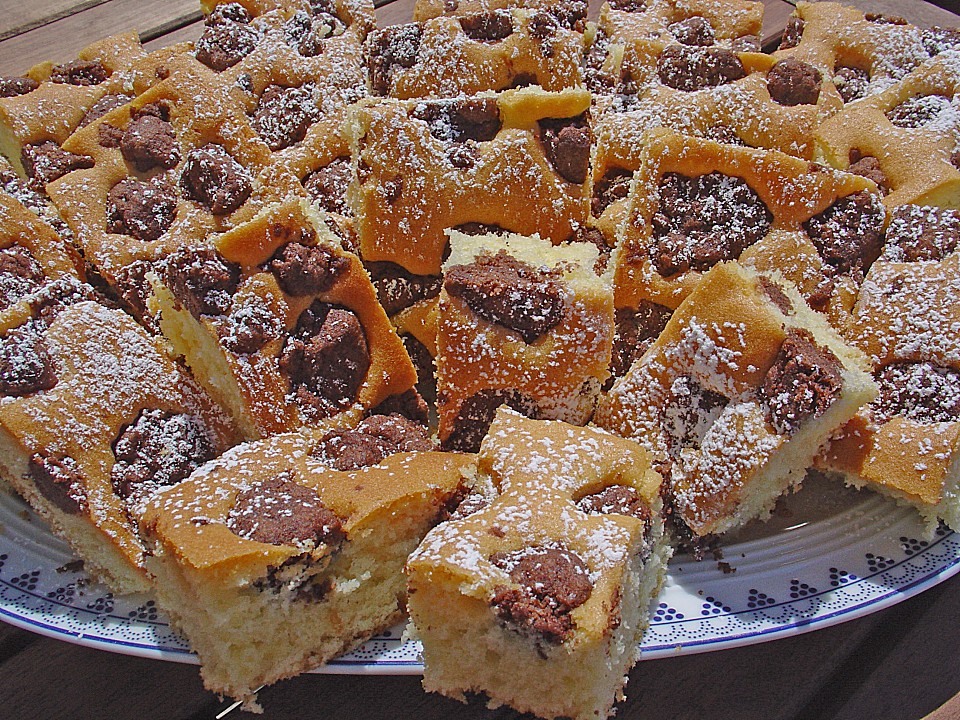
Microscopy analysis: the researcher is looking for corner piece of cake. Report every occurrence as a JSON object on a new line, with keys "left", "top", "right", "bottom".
{"left": 407, "top": 407, "right": 669, "bottom": 720}
{"left": 436, "top": 229, "right": 613, "bottom": 452}
{"left": 821, "top": 250, "right": 960, "bottom": 534}
{"left": 596, "top": 261, "right": 876, "bottom": 542}
{"left": 140, "top": 416, "right": 473, "bottom": 707}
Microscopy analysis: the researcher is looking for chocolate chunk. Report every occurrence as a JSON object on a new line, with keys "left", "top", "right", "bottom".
{"left": 312, "top": 413, "right": 434, "bottom": 470}
{"left": 80, "top": 93, "right": 132, "bottom": 127}
{"left": 29, "top": 454, "right": 84, "bottom": 514}
{"left": 459, "top": 11, "right": 513, "bottom": 42}
{"left": 269, "top": 240, "right": 348, "bottom": 296}
{"left": 611, "top": 302, "right": 672, "bottom": 378}
{"left": 668, "top": 16, "right": 715, "bottom": 47}
{"left": 883, "top": 204, "right": 960, "bottom": 262}
{"left": 592, "top": 166, "right": 633, "bottom": 216}
{"left": 758, "top": 329, "right": 842, "bottom": 435}
{"left": 803, "top": 190, "right": 885, "bottom": 276}
{"left": 583, "top": 27, "right": 613, "bottom": 93}
{"left": 285, "top": 9, "right": 345, "bottom": 56}
{"left": 886, "top": 94, "right": 953, "bottom": 129}
{"left": 163, "top": 246, "right": 240, "bottom": 319}
{"left": 368, "top": 24, "right": 422, "bottom": 95}
{"left": 872, "top": 361, "right": 960, "bottom": 424}
{"left": 538, "top": 114, "right": 591, "bottom": 184}
{"left": 179, "top": 144, "right": 252, "bottom": 215}
{"left": 0, "top": 76, "right": 38, "bottom": 97}
{"left": 649, "top": 171, "right": 772, "bottom": 276}
{"left": 767, "top": 59, "right": 822, "bottom": 106}
{"left": 922, "top": 26, "right": 960, "bottom": 56}
{"left": 444, "top": 251, "right": 565, "bottom": 343}
{"left": 779, "top": 17, "right": 804, "bottom": 50}
{"left": 663, "top": 375, "right": 729, "bottom": 451}
{"left": 111, "top": 409, "right": 216, "bottom": 500}
{"left": 28, "top": 277, "right": 95, "bottom": 325}
{"left": 303, "top": 157, "right": 352, "bottom": 215}
{"left": 0, "top": 246, "right": 45, "bottom": 312}
{"left": 106, "top": 177, "right": 179, "bottom": 242}
{"left": 411, "top": 98, "right": 501, "bottom": 143}
{"left": 442, "top": 388, "right": 539, "bottom": 452}
{"left": 111, "top": 260, "right": 157, "bottom": 325}
{"left": 279, "top": 303, "right": 370, "bottom": 419}
{"left": 228, "top": 474, "right": 345, "bottom": 548}
{"left": 221, "top": 296, "right": 283, "bottom": 354}
{"left": 366, "top": 261, "right": 441, "bottom": 316}
{"left": 446, "top": 491, "right": 489, "bottom": 521}
{"left": 610, "top": 0, "right": 647, "bottom": 10}
{"left": 196, "top": 20, "right": 259, "bottom": 71}
{"left": 98, "top": 123, "right": 125, "bottom": 148}
{"left": 21, "top": 141, "right": 94, "bottom": 190}
{"left": 369, "top": 387, "right": 431, "bottom": 425}
{"left": 206, "top": 2, "right": 251, "bottom": 25}
{"left": 49, "top": 60, "right": 107, "bottom": 86}
{"left": 119, "top": 114, "right": 180, "bottom": 172}
{"left": 847, "top": 153, "right": 890, "bottom": 195}
{"left": 865, "top": 13, "right": 908, "bottom": 25}
{"left": 759, "top": 276, "right": 793, "bottom": 315}
{"left": 546, "top": 0, "right": 587, "bottom": 32}
{"left": 730, "top": 34, "right": 761, "bottom": 52}
{"left": 490, "top": 546, "right": 592, "bottom": 644}
{"left": 577, "top": 485, "right": 651, "bottom": 524}
{"left": 657, "top": 45, "right": 746, "bottom": 92}
{"left": 0, "top": 320, "right": 56, "bottom": 396}
{"left": 833, "top": 66, "right": 870, "bottom": 103}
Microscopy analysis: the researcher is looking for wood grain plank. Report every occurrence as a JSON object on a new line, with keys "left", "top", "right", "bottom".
{"left": 0, "top": 1, "right": 110, "bottom": 42}
{"left": 0, "top": 0, "right": 199, "bottom": 76}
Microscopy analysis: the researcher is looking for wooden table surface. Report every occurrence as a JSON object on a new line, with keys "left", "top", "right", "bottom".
{"left": 1, "top": 0, "right": 959, "bottom": 718}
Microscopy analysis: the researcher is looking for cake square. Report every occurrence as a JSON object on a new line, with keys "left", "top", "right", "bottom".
{"left": 0, "top": 189, "right": 85, "bottom": 330}
{"left": 822, "top": 245, "right": 960, "bottom": 533}
{"left": 365, "top": 6, "right": 584, "bottom": 99}
{"left": 0, "top": 298, "right": 237, "bottom": 594}
{"left": 814, "top": 51, "right": 960, "bottom": 210}
{"left": 0, "top": 33, "right": 191, "bottom": 184}
{"left": 140, "top": 418, "right": 472, "bottom": 705}
{"left": 596, "top": 261, "right": 876, "bottom": 540}
{"left": 774, "top": 1, "right": 937, "bottom": 104}
{"left": 149, "top": 197, "right": 419, "bottom": 440}
{"left": 611, "top": 129, "right": 884, "bottom": 333}
{"left": 436, "top": 230, "right": 613, "bottom": 451}
{"left": 407, "top": 408, "right": 670, "bottom": 720}
{"left": 346, "top": 85, "right": 592, "bottom": 277}
{"left": 585, "top": 0, "right": 765, "bottom": 95}
{"left": 45, "top": 60, "right": 303, "bottom": 324}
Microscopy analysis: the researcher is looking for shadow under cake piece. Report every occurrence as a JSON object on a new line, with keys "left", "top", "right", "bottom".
{"left": 140, "top": 422, "right": 473, "bottom": 706}
{"left": 45, "top": 61, "right": 302, "bottom": 325}
{"left": 611, "top": 129, "right": 884, "bottom": 330}
{"left": 408, "top": 408, "right": 670, "bottom": 720}
{"left": 346, "top": 85, "right": 592, "bottom": 276}
{"left": 0, "top": 33, "right": 192, "bottom": 183}
{"left": 815, "top": 51, "right": 960, "bottom": 210}
{"left": 0, "top": 189, "right": 85, "bottom": 330}
{"left": 773, "top": 1, "right": 938, "bottom": 104}
{"left": 436, "top": 230, "right": 613, "bottom": 452}
{"left": 365, "top": 7, "right": 584, "bottom": 99}
{"left": 150, "top": 197, "right": 418, "bottom": 440}
{"left": 0, "top": 299, "right": 237, "bottom": 595}
{"left": 596, "top": 261, "right": 876, "bottom": 540}
{"left": 585, "top": 0, "right": 765, "bottom": 96}
{"left": 822, "top": 249, "right": 960, "bottom": 534}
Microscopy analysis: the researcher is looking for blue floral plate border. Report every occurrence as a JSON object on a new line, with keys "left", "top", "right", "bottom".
{"left": 1, "top": 478, "right": 957, "bottom": 674}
